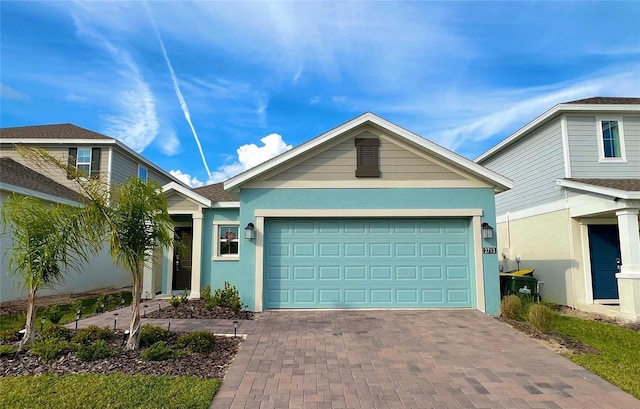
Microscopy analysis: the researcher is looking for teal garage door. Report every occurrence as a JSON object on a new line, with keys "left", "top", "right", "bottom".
{"left": 263, "top": 218, "right": 475, "bottom": 309}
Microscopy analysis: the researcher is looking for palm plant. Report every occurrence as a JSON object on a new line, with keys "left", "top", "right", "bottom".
{"left": 1, "top": 196, "right": 100, "bottom": 348}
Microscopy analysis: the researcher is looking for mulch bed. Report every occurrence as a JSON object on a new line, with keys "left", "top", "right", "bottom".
{"left": 0, "top": 331, "right": 242, "bottom": 379}
{"left": 145, "top": 299, "right": 255, "bottom": 320}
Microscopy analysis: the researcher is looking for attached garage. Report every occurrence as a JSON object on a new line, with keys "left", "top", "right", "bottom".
{"left": 222, "top": 113, "right": 512, "bottom": 314}
{"left": 264, "top": 218, "right": 475, "bottom": 309}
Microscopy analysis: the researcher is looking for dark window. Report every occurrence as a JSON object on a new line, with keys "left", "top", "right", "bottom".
{"left": 355, "top": 138, "right": 380, "bottom": 177}
{"left": 67, "top": 147, "right": 100, "bottom": 179}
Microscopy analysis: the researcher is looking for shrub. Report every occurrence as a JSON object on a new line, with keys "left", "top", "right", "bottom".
{"left": 500, "top": 295, "right": 523, "bottom": 320}
{"left": 142, "top": 341, "right": 175, "bottom": 361}
{"left": 200, "top": 285, "right": 212, "bottom": 301}
{"left": 176, "top": 331, "right": 216, "bottom": 353}
{"left": 140, "top": 324, "right": 169, "bottom": 347}
{"left": 95, "top": 293, "right": 109, "bottom": 313}
{"left": 180, "top": 289, "right": 189, "bottom": 304}
{"left": 0, "top": 344, "right": 18, "bottom": 357}
{"left": 39, "top": 324, "right": 73, "bottom": 341}
{"left": 169, "top": 295, "right": 182, "bottom": 309}
{"left": 209, "top": 281, "right": 242, "bottom": 314}
{"left": 0, "top": 329, "right": 20, "bottom": 344}
{"left": 72, "top": 326, "right": 114, "bottom": 345}
{"left": 76, "top": 340, "right": 116, "bottom": 362}
{"left": 44, "top": 304, "right": 65, "bottom": 324}
{"left": 31, "top": 338, "right": 73, "bottom": 361}
{"left": 528, "top": 304, "right": 555, "bottom": 334}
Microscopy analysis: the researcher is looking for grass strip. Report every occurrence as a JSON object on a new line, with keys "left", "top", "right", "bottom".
{"left": 0, "top": 374, "right": 220, "bottom": 409}
{"left": 554, "top": 314, "right": 640, "bottom": 399}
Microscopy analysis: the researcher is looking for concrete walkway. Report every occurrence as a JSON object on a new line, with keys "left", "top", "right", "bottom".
{"left": 67, "top": 301, "right": 257, "bottom": 336}
{"left": 211, "top": 310, "right": 640, "bottom": 409}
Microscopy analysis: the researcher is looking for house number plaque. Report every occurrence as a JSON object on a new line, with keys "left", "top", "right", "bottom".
{"left": 483, "top": 247, "right": 497, "bottom": 254}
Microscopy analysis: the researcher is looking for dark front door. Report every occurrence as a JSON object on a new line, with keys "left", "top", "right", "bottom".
{"left": 172, "top": 226, "right": 193, "bottom": 291}
{"left": 588, "top": 225, "right": 621, "bottom": 300}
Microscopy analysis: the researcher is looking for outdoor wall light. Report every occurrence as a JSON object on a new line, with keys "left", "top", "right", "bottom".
{"left": 40, "top": 317, "right": 45, "bottom": 331}
{"left": 244, "top": 222, "right": 255, "bottom": 240}
{"left": 481, "top": 222, "right": 494, "bottom": 240}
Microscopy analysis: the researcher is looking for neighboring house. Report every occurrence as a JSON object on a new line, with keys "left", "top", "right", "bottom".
{"left": 476, "top": 97, "right": 640, "bottom": 322}
{"left": 0, "top": 123, "right": 184, "bottom": 302}
{"left": 156, "top": 113, "right": 512, "bottom": 314}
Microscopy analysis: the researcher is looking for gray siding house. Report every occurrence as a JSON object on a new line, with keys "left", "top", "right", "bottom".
{"left": 476, "top": 97, "right": 640, "bottom": 322}
{"left": 0, "top": 123, "right": 184, "bottom": 302}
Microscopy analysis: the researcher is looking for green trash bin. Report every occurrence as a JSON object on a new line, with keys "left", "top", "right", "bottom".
{"left": 502, "top": 275, "right": 538, "bottom": 300}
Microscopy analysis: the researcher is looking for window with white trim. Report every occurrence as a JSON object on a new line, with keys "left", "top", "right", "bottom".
{"left": 67, "top": 147, "right": 101, "bottom": 179}
{"left": 597, "top": 117, "right": 626, "bottom": 161}
{"left": 138, "top": 165, "right": 148, "bottom": 182}
{"left": 213, "top": 223, "right": 240, "bottom": 260}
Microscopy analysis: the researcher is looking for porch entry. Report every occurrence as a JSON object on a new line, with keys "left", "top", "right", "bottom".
{"left": 172, "top": 226, "right": 193, "bottom": 291}
{"left": 588, "top": 225, "right": 620, "bottom": 300}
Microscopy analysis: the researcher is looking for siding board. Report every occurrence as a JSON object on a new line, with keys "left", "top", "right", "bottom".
{"left": 568, "top": 115, "right": 640, "bottom": 178}
{"left": 482, "top": 120, "right": 565, "bottom": 214}
{"left": 265, "top": 130, "right": 467, "bottom": 182}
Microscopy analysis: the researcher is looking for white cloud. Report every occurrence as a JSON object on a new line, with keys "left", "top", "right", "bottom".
{"left": 71, "top": 13, "right": 159, "bottom": 153}
{"left": 157, "top": 130, "right": 180, "bottom": 156}
{"left": 65, "top": 93, "right": 88, "bottom": 103}
{"left": 209, "top": 133, "right": 293, "bottom": 182}
{"left": 431, "top": 69, "right": 640, "bottom": 154}
{"left": 0, "top": 84, "right": 30, "bottom": 101}
{"left": 170, "top": 170, "right": 204, "bottom": 188}
{"left": 309, "top": 96, "right": 320, "bottom": 105}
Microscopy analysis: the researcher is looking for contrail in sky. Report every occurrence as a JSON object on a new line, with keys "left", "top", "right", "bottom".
{"left": 144, "top": 3, "right": 212, "bottom": 180}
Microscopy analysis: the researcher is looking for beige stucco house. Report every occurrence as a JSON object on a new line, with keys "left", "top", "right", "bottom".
{"left": 476, "top": 97, "right": 640, "bottom": 322}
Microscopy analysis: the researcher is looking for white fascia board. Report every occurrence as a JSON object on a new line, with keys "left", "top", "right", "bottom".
{"left": 162, "top": 182, "right": 212, "bottom": 207}
{"left": 210, "top": 201, "right": 240, "bottom": 208}
{"left": 0, "top": 183, "right": 81, "bottom": 206}
{"left": 557, "top": 179, "right": 640, "bottom": 200}
{"left": 475, "top": 103, "right": 640, "bottom": 163}
{"left": 225, "top": 112, "right": 513, "bottom": 192}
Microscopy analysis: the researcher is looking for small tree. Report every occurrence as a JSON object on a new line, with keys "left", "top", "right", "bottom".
{"left": 1, "top": 196, "right": 99, "bottom": 349}
{"left": 108, "top": 178, "right": 173, "bottom": 349}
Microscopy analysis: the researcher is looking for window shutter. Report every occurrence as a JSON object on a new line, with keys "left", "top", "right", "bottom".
{"left": 90, "top": 148, "right": 101, "bottom": 178}
{"left": 67, "top": 148, "right": 77, "bottom": 179}
{"left": 355, "top": 138, "right": 380, "bottom": 177}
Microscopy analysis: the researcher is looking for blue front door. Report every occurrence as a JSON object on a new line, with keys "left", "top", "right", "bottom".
{"left": 588, "top": 225, "right": 620, "bottom": 300}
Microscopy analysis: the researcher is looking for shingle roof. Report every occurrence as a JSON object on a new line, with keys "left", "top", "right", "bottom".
{"left": 0, "top": 157, "right": 81, "bottom": 202}
{"left": 0, "top": 123, "right": 113, "bottom": 140}
{"left": 192, "top": 183, "right": 237, "bottom": 202}
{"left": 565, "top": 97, "right": 640, "bottom": 105}
{"left": 565, "top": 178, "right": 640, "bottom": 192}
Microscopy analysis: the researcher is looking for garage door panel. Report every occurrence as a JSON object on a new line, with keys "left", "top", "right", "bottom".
{"left": 264, "top": 218, "right": 475, "bottom": 309}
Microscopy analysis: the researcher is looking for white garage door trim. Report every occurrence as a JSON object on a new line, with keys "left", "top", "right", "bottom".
{"left": 253, "top": 209, "right": 485, "bottom": 312}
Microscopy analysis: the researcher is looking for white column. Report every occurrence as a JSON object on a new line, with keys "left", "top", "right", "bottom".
{"left": 189, "top": 213, "right": 204, "bottom": 299}
{"left": 616, "top": 209, "right": 640, "bottom": 276}
{"left": 616, "top": 209, "right": 640, "bottom": 319}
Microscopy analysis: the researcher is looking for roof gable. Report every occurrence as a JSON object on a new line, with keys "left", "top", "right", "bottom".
{"left": 225, "top": 113, "right": 512, "bottom": 192}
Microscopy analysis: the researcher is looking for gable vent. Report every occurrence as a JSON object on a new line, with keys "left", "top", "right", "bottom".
{"left": 355, "top": 138, "right": 380, "bottom": 177}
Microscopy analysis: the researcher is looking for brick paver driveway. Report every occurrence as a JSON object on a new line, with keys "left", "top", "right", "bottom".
{"left": 211, "top": 310, "right": 639, "bottom": 409}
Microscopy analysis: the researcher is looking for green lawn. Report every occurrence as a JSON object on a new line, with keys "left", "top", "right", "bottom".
{"left": 0, "top": 374, "right": 220, "bottom": 409}
{"left": 554, "top": 314, "right": 640, "bottom": 399}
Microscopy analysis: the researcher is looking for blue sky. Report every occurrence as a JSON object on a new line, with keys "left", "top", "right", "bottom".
{"left": 2, "top": 1, "right": 639, "bottom": 187}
